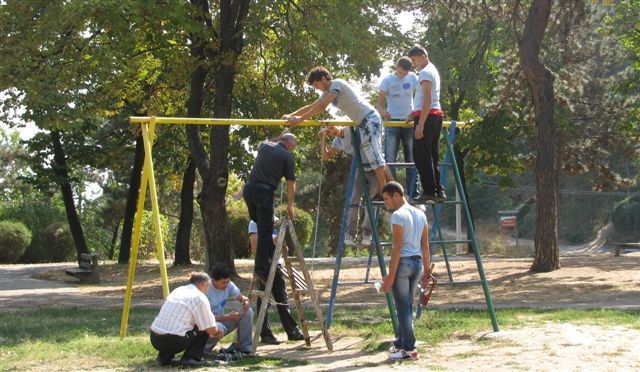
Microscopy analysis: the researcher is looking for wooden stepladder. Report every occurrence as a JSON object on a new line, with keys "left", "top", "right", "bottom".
{"left": 248, "top": 218, "right": 333, "bottom": 354}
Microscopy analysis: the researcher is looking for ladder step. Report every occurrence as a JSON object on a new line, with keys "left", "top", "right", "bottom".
{"left": 386, "top": 162, "right": 415, "bottom": 168}
{"left": 303, "top": 320, "right": 321, "bottom": 326}
{"left": 442, "top": 200, "right": 464, "bottom": 205}
{"left": 429, "top": 239, "right": 472, "bottom": 244}
{"left": 337, "top": 281, "right": 374, "bottom": 286}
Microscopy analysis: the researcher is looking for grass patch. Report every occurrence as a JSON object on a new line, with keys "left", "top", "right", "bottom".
{"left": 0, "top": 307, "right": 638, "bottom": 370}
{"left": 453, "top": 351, "right": 482, "bottom": 359}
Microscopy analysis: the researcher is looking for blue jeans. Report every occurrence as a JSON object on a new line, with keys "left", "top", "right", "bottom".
{"left": 391, "top": 256, "right": 422, "bottom": 352}
{"left": 385, "top": 126, "right": 419, "bottom": 197}
{"left": 205, "top": 308, "right": 254, "bottom": 353}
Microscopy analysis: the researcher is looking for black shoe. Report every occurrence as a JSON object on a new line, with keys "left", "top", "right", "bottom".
{"left": 287, "top": 329, "right": 305, "bottom": 341}
{"left": 261, "top": 334, "right": 281, "bottom": 345}
{"left": 219, "top": 343, "right": 238, "bottom": 354}
{"left": 436, "top": 189, "right": 447, "bottom": 203}
{"left": 156, "top": 354, "right": 174, "bottom": 366}
{"left": 414, "top": 194, "right": 437, "bottom": 205}
{"left": 179, "top": 357, "right": 209, "bottom": 368}
{"left": 371, "top": 194, "right": 384, "bottom": 204}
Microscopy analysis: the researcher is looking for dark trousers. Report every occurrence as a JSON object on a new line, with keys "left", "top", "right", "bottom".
{"left": 243, "top": 182, "right": 275, "bottom": 278}
{"left": 150, "top": 328, "right": 208, "bottom": 362}
{"left": 256, "top": 265, "right": 299, "bottom": 337}
{"left": 413, "top": 115, "right": 443, "bottom": 195}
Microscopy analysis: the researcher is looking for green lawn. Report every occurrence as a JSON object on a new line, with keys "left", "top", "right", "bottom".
{"left": 0, "top": 307, "right": 638, "bottom": 370}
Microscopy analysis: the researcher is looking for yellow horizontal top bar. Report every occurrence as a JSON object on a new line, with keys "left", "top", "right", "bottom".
{"left": 129, "top": 116, "right": 468, "bottom": 128}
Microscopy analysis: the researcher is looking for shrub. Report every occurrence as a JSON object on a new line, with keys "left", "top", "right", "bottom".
{"left": 0, "top": 221, "right": 32, "bottom": 263}
{"left": 41, "top": 223, "right": 75, "bottom": 262}
{"left": 227, "top": 205, "right": 315, "bottom": 259}
{"left": 612, "top": 193, "right": 640, "bottom": 240}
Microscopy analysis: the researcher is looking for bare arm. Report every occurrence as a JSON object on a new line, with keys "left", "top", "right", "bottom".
{"left": 285, "top": 93, "right": 337, "bottom": 126}
{"left": 382, "top": 223, "right": 404, "bottom": 292}
{"left": 376, "top": 91, "right": 391, "bottom": 120}
{"left": 287, "top": 180, "right": 296, "bottom": 219}
{"left": 249, "top": 233, "right": 257, "bottom": 252}
{"left": 415, "top": 80, "right": 432, "bottom": 138}
{"left": 318, "top": 130, "right": 338, "bottom": 160}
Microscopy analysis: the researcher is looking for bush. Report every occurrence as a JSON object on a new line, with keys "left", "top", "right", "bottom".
{"left": 612, "top": 193, "right": 640, "bottom": 240}
{"left": 227, "top": 205, "right": 315, "bottom": 259}
{"left": 0, "top": 221, "right": 32, "bottom": 263}
{"left": 41, "top": 223, "right": 75, "bottom": 262}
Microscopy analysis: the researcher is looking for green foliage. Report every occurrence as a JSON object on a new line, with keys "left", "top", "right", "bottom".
{"left": 138, "top": 210, "right": 173, "bottom": 260}
{"left": 227, "top": 203, "right": 252, "bottom": 259}
{"left": 0, "top": 220, "right": 32, "bottom": 263}
{"left": 0, "top": 193, "right": 68, "bottom": 262}
{"left": 612, "top": 193, "right": 640, "bottom": 239}
{"left": 275, "top": 205, "right": 314, "bottom": 250}
{"left": 38, "top": 223, "right": 75, "bottom": 262}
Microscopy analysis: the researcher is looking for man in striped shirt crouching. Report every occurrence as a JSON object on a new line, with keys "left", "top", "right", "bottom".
{"left": 150, "top": 271, "right": 224, "bottom": 367}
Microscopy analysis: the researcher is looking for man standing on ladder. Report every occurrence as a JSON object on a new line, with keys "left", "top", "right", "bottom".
{"left": 242, "top": 132, "right": 305, "bottom": 344}
{"left": 380, "top": 181, "right": 431, "bottom": 361}
{"left": 283, "top": 66, "right": 390, "bottom": 202}
{"left": 408, "top": 45, "right": 446, "bottom": 204}
{"left": 318, "top": 125, "right": 377, "bottom": 246}
{"left": 376, "top": 56, "right": 420, "bottom": 199}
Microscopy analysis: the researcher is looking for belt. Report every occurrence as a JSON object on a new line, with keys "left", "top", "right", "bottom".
{"left": 412, "top": 108, "right": 444, "bottom": 117}
{"left": 247, "top": 182, "right": 275, "bottom": 191}
{"left": 400, "top": 255, "right": 422, "bottom": 260}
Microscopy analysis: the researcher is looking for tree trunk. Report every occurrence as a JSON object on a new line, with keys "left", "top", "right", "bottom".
{"left": 118, "top": 134, "right": 144, "bottom": 264}
{"left": 108, "top": 222, "right": 120, "bottom": 260}
{"left": 186, "top": 0, "right": 249, "bottom": 275}
{"left": 520, "top": 0, "right": 560, "bottom": 272}
{"left": 50, "top": 129, "right": 89, "bottom": 261}
{"left": 174, "top": 159, "right": 196, "bottom": 265}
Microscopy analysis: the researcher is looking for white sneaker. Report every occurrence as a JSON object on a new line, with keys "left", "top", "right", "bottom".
{"left": 361, "top": 234, "right": 372, "bottom": 246}
{"left": 388, "top": 349, "right": 419, "bottom": 361}
{"left": 388, "top": 345, "right": 400, "bottom": 353}
{"left": 344, "top": 234, "right": 356, "bottom": 245}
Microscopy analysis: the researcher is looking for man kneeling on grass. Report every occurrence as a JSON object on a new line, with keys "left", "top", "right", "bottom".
{"left": 204, "top": 264, "right": 253, "bottom": 360}
{"left": 150, "top": 271, "right": 224, "bottom": 367}
{"left": 380, "top": 181, "right": 431, "bottom": 361}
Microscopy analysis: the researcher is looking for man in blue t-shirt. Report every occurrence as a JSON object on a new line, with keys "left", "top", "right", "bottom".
{"left": 380, "top": 181, "right": 431, "bottom": 361}
{"left": 204, "top": 265, "right": 253, "bottom": 356}
{"left": 376, "top": 57, "right": 419, "bottom": 199}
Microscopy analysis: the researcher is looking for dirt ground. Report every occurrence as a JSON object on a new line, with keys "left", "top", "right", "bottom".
{"left": 1, "top": 253, "right": 639, "bottom": 370}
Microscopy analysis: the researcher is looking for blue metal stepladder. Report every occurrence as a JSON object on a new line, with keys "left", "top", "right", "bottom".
{"left": 325, "top": 121, "right": 500, "bottom": 333}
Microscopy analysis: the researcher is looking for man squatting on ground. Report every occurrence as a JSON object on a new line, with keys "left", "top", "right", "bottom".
{"left": 408, "top": 45, "right": 446, "bottom": 204}
{"left": 283, "top": 66, "right": 391, "bottom": 203}
{"left": 248, "top": 218, "right": 305, "bottom": 344}
{"left": 242, "top": 132, "right": 305, "bottom": 344}
{"left": 376, "top": 56, "right": 420, "bottom": 199}
{"left": 380, "top": 181, "right": 431, "bottom": 361}
{"left": 319, "top": 125, "right": 377, "bottom": 246}
{"left": 150, "top": 271, "right": 223, "bottom": 368}
{"left": 204, "top": 264, "right": 253, "bottom": 357}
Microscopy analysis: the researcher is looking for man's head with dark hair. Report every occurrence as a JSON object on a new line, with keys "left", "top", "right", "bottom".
{"left": 212, "top": 264, "right": 233, "bottom": 281}
{"left": 306, "top": 66, "right": 332, "bottom": 85}
{"left": 408, "top": 45, "right": 429, "bottom": 70}
{"left": 381, "top": 181, "right": 406, "bottom": 211}
{"left": 211, "top": 264, "right": 233, "bottom": 291}
{"left": 189, "top": 271, "right": 211, "bottom": 294}
{"left": 407, "top": 45, "right": 428, "bottom": 58}
{"left": 396, "top": 56, "right": 413, "bottom": 72}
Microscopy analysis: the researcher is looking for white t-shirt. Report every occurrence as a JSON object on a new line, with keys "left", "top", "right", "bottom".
{"left": 150, "top": 284, "right": 216, "bottom": 336}
{"left": 413, "top": 63, "right": 441, "bottom": 111}
{"left": 321, "top": 79, "right": 375, "bottom": 124}
{"left": 378, "top": 72, "right": 417, "bottom": 119}
{"left": 331, "top": 127, "right": 354, "bottom": 155}
{"left": 390, "top": 202, "right": 428, "bottom": 257}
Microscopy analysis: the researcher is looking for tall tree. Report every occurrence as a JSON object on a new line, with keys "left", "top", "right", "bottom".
{"left": 519, "top": 0, "right": 559, "bottom": 272}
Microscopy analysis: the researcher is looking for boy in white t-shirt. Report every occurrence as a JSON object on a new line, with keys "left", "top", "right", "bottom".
{"left": 283, "top": 66, "right": 390, "bottom": 203}
{"left": 407, "top": 45, "right": 446, "bottom": 204}
{"left": 376, "top": 57, "right": 419, "bottom": 199}
{"left": 379, "top": 181, "right": 431, "bottom": 361}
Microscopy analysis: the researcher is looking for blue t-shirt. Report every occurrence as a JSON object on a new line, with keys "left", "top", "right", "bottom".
{"left": 390, "top": 202, "right": 428, "bottom": 257}
{"left": 206, "top": 281, "right": 241, "bottom": 316}
{"left": 378, "top": 72, "right": 417, "bottom": 119}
